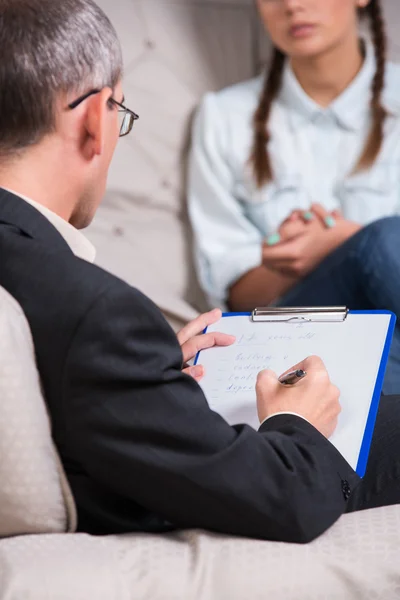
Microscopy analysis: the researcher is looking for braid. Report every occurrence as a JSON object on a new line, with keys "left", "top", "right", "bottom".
{"left": 354, "top": 0, "right": 387, "bottom": 172}
{"left": 250, "top": 47, "right": 285, "bottom": 188}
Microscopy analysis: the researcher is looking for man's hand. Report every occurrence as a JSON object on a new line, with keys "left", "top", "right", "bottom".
{"left": 256, "top": 356, "right": 341, "bottom": 439}
{"left": 262, "top": 205, "right": 361, "bottom": 278}
{"left": 177, "top": 309, "right": 236, "bottom": 382}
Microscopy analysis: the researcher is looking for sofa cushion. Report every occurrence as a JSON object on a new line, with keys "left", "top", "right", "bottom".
{"left": 1, "top": 505, "right": 400, "bottom": 600}
{"left": 86, "top": 191, "right": 207, "bottom": 332}
{"left": 87, "top": 0, "right": 261, "bottom": 327}
{"left": 0, "top": 285, "right": 76, "bottom": 537}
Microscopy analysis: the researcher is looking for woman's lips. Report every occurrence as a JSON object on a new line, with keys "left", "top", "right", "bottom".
{"left": 289, "top": 24, "right": 316, "bottom": 39}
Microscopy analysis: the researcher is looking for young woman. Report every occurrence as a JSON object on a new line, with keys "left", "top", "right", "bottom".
{"left": 188, "top": 0, "right": 400, "bottom": 393}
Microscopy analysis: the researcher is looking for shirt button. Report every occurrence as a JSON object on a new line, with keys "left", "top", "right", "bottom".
{"left": 313, "top": 112, "right": 325, "bottom": 124}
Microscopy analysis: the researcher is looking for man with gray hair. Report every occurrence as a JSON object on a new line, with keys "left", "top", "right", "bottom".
{"left": 0, "top": 0, "right": 399, "bottom": 543}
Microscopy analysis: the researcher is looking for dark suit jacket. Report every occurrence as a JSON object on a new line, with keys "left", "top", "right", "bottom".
{"left": 0, "top": 188, "right": 359, "bottom": 543}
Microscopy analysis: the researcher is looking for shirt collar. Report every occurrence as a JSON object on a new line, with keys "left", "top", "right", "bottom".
{"left": 279, "top": 39, "right": 376, "bottom": 132}
{"left": 2, "top": 188, "right": 96, "bottom": 263}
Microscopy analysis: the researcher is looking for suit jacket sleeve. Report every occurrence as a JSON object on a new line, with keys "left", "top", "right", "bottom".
{"left": 61, "top": 280, "right": 360, "bottom": 543}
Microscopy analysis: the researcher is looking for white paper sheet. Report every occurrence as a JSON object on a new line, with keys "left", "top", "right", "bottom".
{"left": 198, "top": 313, "right": 392, "bottom": 471}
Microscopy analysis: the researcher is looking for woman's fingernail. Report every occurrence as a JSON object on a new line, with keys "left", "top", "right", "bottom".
{"left": 303, "top": 211, "right": 314, "bottom": 221}
{"left": 324, "top": 216, "right": 336, "bottom": 229}
{"left": 191, "top": 365, "right": 204, "bottom": 378}
{"left": 266, "top": 233, "right": 281, "bottom": 246}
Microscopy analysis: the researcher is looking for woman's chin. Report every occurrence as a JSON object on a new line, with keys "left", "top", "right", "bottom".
{"left": 278, "top": 33, "right": 330, "bottom": 61}
{"left": 286, "top": 41, "right": 331, "bottom": 61}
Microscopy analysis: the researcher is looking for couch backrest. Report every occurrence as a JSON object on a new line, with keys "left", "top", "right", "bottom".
{"left": 0, "top": 285, "right": 77, "bottom": 537}
{"left": 87, "top": 0, "right": 261, "bottom": 329}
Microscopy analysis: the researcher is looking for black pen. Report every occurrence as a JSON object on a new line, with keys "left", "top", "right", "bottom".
{"left": 279, "top": 369, "right": 307, "bottom": 385}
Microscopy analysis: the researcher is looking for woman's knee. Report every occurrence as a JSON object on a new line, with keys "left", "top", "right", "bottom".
{"left": 359, "top": 217, "right": 400, "bottom": 256}
{"left": 364, "top": 216, "right": 400, "bottom": 240}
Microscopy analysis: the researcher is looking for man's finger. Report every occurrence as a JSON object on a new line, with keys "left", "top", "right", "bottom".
{"left": 279, "top": 355, "right": 327, "bottom": 380}
{"left": 256, "top": 368, "right": 279, "bottom": 388}
{"left": 177, "top": 309, "right": 222, "bottom": 346}
{"left": 182, "top": 365, "right": 205, "bottom": 382}
{"left": 181, "top": 332, "right": 235, "bottom": 363}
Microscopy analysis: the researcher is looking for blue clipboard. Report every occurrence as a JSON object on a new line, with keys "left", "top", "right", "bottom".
{"left": 195, "top": 308, "right": 396, "bottom": 477}
{"left": 351, "top": 310, "right": 396, "bottom": 476}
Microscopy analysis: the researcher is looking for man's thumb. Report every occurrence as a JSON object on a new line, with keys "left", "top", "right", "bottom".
{"left": 256, "top": 369, "right": 278, "bottom": 392}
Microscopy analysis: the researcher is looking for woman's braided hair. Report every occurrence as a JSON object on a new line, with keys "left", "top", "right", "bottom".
{"left": 250, "top": 0, "right": 387, "bottom": 188}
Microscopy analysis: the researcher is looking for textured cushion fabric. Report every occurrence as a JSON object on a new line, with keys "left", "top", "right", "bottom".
{"left": 87, "top": 0, "right": 260, "bottom": 328}
{"left": 86, "top": 191, "right": 207, "bottom": 332}
{"left": 0, "top": 286, "right": 77, "bottom": 537}
{"left": 1, "top": 505, "right": 400, "bottom": 600}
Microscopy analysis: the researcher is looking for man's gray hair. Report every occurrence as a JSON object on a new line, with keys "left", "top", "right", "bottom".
{"left": 0, "top": 0, "right": 123, "bottom": 156}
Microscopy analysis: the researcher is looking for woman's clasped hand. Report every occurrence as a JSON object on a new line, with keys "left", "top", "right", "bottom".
{"left": 262, "top": 204, "right": 361, "bottom": 279}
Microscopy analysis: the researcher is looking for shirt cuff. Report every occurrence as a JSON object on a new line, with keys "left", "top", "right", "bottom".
{"left": 259, "top": 412, "right": 311, "bottom": 428}
{"left": 205, "top": 245, "right": 262, "bottom": 306}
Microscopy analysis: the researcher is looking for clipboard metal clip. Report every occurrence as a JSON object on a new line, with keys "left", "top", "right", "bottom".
{"left": 251, "top": 306, "right": 349, "bottom": 323}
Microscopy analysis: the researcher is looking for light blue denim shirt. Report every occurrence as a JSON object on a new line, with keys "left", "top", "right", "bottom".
{"left": 188, "top": 42, "right": 400, "bottom": 308}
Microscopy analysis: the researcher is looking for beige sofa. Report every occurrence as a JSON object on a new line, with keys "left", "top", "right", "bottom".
{"left": 2, "top": 1, "right": 400, "bottom": 598}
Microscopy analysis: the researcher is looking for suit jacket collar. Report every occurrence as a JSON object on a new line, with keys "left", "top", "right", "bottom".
{"left": 0, "top": 187, "right": 72, "bottom": 255}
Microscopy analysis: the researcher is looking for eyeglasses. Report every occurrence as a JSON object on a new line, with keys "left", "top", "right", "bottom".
{"left": 68, "top": 89, "right": 139, "bottom": 137}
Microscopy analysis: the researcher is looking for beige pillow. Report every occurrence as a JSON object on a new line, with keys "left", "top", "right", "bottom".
{"left": 0, "top": 285, "right": 76, "bottom": 537}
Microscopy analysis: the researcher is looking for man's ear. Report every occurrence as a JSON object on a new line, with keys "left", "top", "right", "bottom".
{"left": 82, "top": 87, "right": 113, "bottom": 159}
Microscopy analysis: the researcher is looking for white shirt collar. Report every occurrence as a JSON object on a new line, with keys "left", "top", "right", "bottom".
{"left": 3, "top": 189, "right": 96, "bottom": 263}
{"left": 279, "top": 39, "right": 376, "bottom": 132}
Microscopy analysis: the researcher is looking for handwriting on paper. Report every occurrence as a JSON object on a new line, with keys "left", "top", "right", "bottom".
{"left": 237, "top": 331, "right": 316, "bottom": 346}
{"left": 223, "top": 351, "right": 279, "bottom": 394}
{"left": 214, "top": 330, "right": 317, "bottom": 394}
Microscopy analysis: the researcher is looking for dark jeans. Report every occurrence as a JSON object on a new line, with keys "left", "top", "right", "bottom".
{"left": 278, "top": 216, "right": 400, "bottom": 395}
